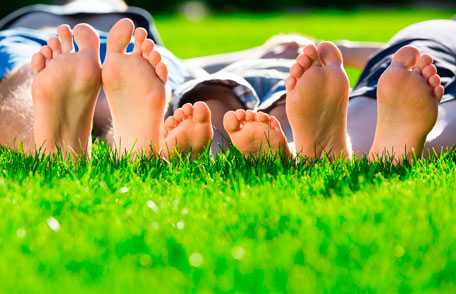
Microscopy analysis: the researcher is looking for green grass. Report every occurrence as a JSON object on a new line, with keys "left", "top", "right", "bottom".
{"left": 2, "top": 9, "right": 456, "bottom": 293}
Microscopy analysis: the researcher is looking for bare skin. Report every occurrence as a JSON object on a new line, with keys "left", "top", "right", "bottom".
{"left": 102, "top": 18, "right": 168, "bottom": 156}
{"left": 223, "top": 109, "right": 290, "bottom": 157}
{"left": 31, "top": 23, "right": 101, "bottom": 157}
{"left": 369, "top": 46, "right": 444, "bottom": 161}
{"left": 162, "top": 101, "right": 214, "bottom": 159}
{"left": 286, "top": 42, "right": 351, "bottom": 159}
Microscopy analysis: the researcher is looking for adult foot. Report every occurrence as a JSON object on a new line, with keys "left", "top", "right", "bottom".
{"left": 286, "top": 42, "right": 351, "bottom": 159}
{"left": 31, "top": 24, "right": 101, "bottom": 157}
{"left": 369, "top": 46, "right": 443, "bottom": 161}
{"left": 223, "top": 109, "right": 290, "bottom": 157}
{"left": 162, "top": 102, "right": 214, "bottom": 158}
{"left": 102, "top": 18, "right": 168, "bottom": 156}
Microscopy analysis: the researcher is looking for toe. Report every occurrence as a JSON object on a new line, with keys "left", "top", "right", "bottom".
{"left": 422, "top": 64, "right": 437, "bottom": 79}
{"left": 133, "top": 28, "right": 148, "bottom": 55}
{"left": 141, "top": 39, "right": 155, "bottom": 58}
{"left": 174, "top": 108, "right": 186, "bottom": 122}
{"left": 286, "top": 76, "right": 297, "bottom": 91}
{"left": 73, "top": 23, "right": 100, "bottom": 56}
{"left": 303, "top": 44, "right": 319, "bottom": 63}
{"left": 417, "top": 53, "right": 433, "bottom": 70}
{"left": 296, "top": 53, "right": 313, "bottom": 70}
{"left": 57, "top": 24, "right": 73, "bottom": 53}
{"left": 147, "top": 50, "right": 162, "bottom": 66}
{"left": 290, "top": 63, "right": 305, "bottom": 79}
{"left": 428, "top": 74, "right": 441, "bottom": 88}
{"left": 164, "top": 117, "right": 178, "bottom": 131}
{"left": 155, "top": 62, "right": 168, "bottom": 83}
{"left": 317, "top": 41, "right": 343, "bottom": 66}
{"left": 235, "top": 109, "right": 246, "bottom": 121}
{"left": 434, "top": 85, "right": 444, "bottom": 99}
{"left": 107, "top": 18, "right": 134, "bottom": 54}
{"left": 256, "top": 111, "right": 269, "bottom": 123}
{"left": 269, "top": 115, "right": 282, "bottom": 130}
{"left": 31, "top": 53, "right": 46, "bottom": 74}
{"left": 182, "top": 103, "right": 193, "bottom": 117}
{"left": 192, "top": 101, "right": 211, "bottom": 123}
{"left": 245, "top": 110, "right": 256, "bottom": 121}
{"left": 40, "top": 46, "right": 53, "bottom": 60}
{"left": 392, "top": 45, "right": 420, "bottom": 68}
{"left": 223, "top": 111, "right": 242, "bottom": 133}
{"left": 47, "top": 37, "right": 62, "bottom": 57}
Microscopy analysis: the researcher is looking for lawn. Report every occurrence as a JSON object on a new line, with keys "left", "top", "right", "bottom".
{"left": 1, "top": 9, "right": 456, "bottom": 293}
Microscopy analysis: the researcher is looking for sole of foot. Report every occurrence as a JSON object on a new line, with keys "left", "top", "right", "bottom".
{"left": 369, "top": 45, "right": 444, "bottom": 162}
{"left": 31, "top": 23, "right": 101, "bottom": 158}
{"left": 102, "top": 18, "right": 168, "bottom": 156}
{"left": 223, "top": 109, "right": 290, "bottom": 158}
{"left": 162, "top": 101, "right": 214, "bottom": 159}
{"left": 285, "top": 42, "right": 351, "bottom": 160}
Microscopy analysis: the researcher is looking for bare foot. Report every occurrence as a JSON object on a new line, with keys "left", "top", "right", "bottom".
{"left": 31, "top": 24, "right": 101, "bottom": 157}
{"left": 162, "top": 101, "right": 214, "bottom": 158}
{"left": 286, "top": 42, "right": 351, "bottom": 159}
{"left": 102, "top": 18, "right": 168, "bottom": 156}
{"left": 369, "top": 46, "right": 444, "bottom": 161}
{"left": 223, "top": 109, "right": 290, "bottom": 157}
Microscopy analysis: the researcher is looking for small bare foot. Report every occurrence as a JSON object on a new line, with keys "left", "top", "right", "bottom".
{"left": 31, "top": 24, "right": 101, "bottom": 157}
{"left": 369, "top": 46, "right": 444, "bottom": 161}
{"left": 102, "top": 18, "right": 168, "bottom": 156}
{"left": 286, "top": 42, "right": 351, "bottom": 159}
{"left": 223, "top": 109, "right": 290, "bottom": 157}
{"left": 162, "top": 101, "right": 214, "bottom": 158}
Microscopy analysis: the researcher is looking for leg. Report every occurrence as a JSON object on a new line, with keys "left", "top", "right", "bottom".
{"left": 286, "top": 42, "right": 351, "bottom": 159}
{"left": 102, "top": 18, "right": 168, "bottom": 156}
{"left": 32, "top": 24, "right": 102, "bottom": 157}
{"left": 368, "top": 46, "right": 444, "bottom": 161}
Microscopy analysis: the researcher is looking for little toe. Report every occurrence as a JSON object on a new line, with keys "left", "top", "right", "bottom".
{"left": 57, "top": 24, "right": 73, "bottom": 53}
{"left": 223, "top": 111, "right": 242, "bottom": 133}
{"left": 31, "top": 53, "right": 46, "bottom": 74}
{"left": 47, "top": 37, "right": 62, "bottom": 57}
{"left": 133, "top": 28, "right": 148, "bottom": 54}
{"left": 192, "top": 101, "right": 211, "bottom": 123}
{"left": 182, "top": 103, "right": 193, "bottom": 117}
{"left": 392, "top": 45, "right": 420, "bottom": 68}
{"left": 286, "top": 76, "right": 297, "bottom": 91}
{"left": 107, "top": 18, "right": 134, "bottom": 54}
{"left": 317, "top": 41, "right": 343, "bottom": 66}
{"left": 269, "top": 115, "right": 282, "bottom": 130}
{"left": 73, "top": 23, "right": 100, "bottom": 56}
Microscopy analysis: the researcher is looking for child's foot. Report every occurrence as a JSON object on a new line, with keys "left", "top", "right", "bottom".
{"left": 286, "top": 42, "right": 351, "bottom": 159}
{"left": 369, "top": 46, "right": 444, "bottom": 161}
{"left": 102, "top": 18, "right": 168, "bottom": 155}
{"left": 31, "top": 24, "right": 101, "bottom": 157}
{"left": 162, "top": 102, "right": 214, "bottom": 158}
{"left": 223, "top": 109, "right": 290, "bottom": 157}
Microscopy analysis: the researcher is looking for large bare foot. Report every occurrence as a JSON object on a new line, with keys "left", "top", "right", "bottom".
{"left": 369, "top": 46, "right": 444, "bottom": 161}
{"left": 31, "top": 24, "right": 101, "bottom": 157}
{"left": 162, "top": 101, "right": 214, "bottom": 159}
{"left": 102, "top": 18, "right": 168, "bottom": 156}
{"left": 286, "top": 42, "right": 351, "bottom": 159}
{"left": 223, "top": 109, "right": 290, "bottom": 157}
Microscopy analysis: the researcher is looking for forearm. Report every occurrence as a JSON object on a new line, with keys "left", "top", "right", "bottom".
{"left": 337, "top": 40, "right": 386, "bottom": 69}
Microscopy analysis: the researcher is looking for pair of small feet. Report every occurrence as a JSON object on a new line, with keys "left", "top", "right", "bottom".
{"left": 32, "top": 18, "right": 168, "bottom": 157}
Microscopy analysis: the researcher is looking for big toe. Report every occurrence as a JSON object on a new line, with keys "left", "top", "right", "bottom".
{"left": 317, "top": 41, "right": 343, "bottom": 66}
{"left": 107, "top": 18, "right": 135, "bottom": 54}
{"left": 223, "top": 111, "right": 242, "bottom": 133}
{"left": 192, "top": 101, "right": 211, "bottom": 123}
{"left": 392, "top": 45, "right": 420, "bottom": 68}
{"left": 74, "top": 24, "right": 100, "bottom": 55}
